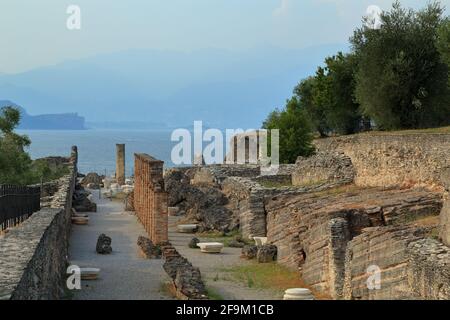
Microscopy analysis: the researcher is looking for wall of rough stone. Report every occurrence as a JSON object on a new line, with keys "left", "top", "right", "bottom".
{"left": 0, "top": 146, "right": 77, "bottom": 300}
{"left": 292, "top": 151, "right": 355, "bottom": 187}
{"left": 221, "top": 177, "right": 270, "bottom": 239}
{"left": 440, "top": 168, "right": 450, "bottom": 246}
{"left": 134, "top": 153, "right": 168, "bottom": 244}
{"left": 265, "top": 187, "right": 442, "bottom": 299}
{"left": 314, "top": 133, "right": 450, "bottom": 188}
{"left": 343, "top": 226, "right": 450, "bottom": 300}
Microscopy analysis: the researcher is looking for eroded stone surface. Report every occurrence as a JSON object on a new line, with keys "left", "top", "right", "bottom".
{"left": 96, "top": 234, "right": 112, "bottom": 254}
{"left": 137, "top": 236, "right": 161, "bottom": 258}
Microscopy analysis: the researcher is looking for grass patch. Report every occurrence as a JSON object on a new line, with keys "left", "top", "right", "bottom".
{"left": 309, "top": 184, "right": 363, "bottom": 198}
{"left": 314, "top": 126, "right": 450, "bottom": 138}
{"left": 224, "top": 262, "right": 305, "bottom": 291}
{"left": 403, "top": 214, "right": 440, "bottom": 226}
{"left": 427, "top": 227, "right": 440, "bottom": 241}
{"left": 196, "top": 230, "right": 253, "bottom": 247}
{"left": 223, "top": 261, "right": 331, "bottom": 300}
{"left": 206, "top": 287, "right": 225, "bottom": 300}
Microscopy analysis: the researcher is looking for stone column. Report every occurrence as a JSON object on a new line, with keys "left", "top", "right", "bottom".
{"left": 116, "top": 144, "right": 125, "bottom": 185}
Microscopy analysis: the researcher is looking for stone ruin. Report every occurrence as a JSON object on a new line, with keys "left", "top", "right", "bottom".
{"left": 163, "top": 132, "right": 450, "bottom": 300}
{"left": 134, "top": 153, "right": 168, "bottom": 244}
{"left": 161, "top": 243, "right": 208, "bottom": 300}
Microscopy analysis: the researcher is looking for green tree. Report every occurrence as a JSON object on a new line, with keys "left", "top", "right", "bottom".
{"left": 294, "top": 76, "right": 329, "bottom": 137}
{"left": 294, "top": 53, "right": 363, "bottom": 135}
{"left": 437, "top": 18, "right": 450, "bottom": 85}
{"left": 351, "top": 1, "right": 450, "bottom": 130}
{"left": 0, "top": 106, "right": 33, "bottom": 184}
{"left": 262, "top": 97, "right": 315, "bottom": 164}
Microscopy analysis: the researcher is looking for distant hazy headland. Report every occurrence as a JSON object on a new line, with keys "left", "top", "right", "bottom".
{"left": 0, "top": 100, "right": 85, "bottom": 130}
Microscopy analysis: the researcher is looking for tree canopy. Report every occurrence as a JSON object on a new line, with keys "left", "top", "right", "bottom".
{"left": 262, "top": 97, "right": 315, "bottom": 164}
{"left": 262, "top": 1, "right": 450, "bottom": 163}
{"left": 351, "top": 1, "right": 450, "bottom": 130}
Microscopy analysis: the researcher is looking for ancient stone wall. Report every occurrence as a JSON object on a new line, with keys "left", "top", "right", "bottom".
{"left": 265, "top": 187, "right": 442, "bottom": 299}
{"left": 343, "top": 226, "right": 450, "bottom": 300}
{"left": 440, "top": 168, "right": 450, "bottom": 246}
{"left": 314, "top": 133, "right": 450, "bottom": 188}
{"left": 134, "top": 153, "right": 168, "bottom": 244}
{"left": 0, "top": 146, "right": 77, "bottom": 300}
{"left": 222, "top": 177, "right": 269, "bottom": 239}
{"left": 292, "top": 151, "right": 355, "bottom": 187}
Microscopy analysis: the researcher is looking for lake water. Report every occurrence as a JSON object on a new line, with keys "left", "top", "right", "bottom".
{"left": 19, "top": 130, "right": 175, "bottom": 176}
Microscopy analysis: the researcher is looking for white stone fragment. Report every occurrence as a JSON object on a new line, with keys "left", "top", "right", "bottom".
{"left": 197, "top": 242, "right": 224, "bottom": 253}
{"left": 253, "top": 237, "right": 268, "bottom": 246}
{"left": 177, "top": 224, "right": 198, "bottom": 233}
{"left": 283, "top": 288, "right": 315, "bottom": 300}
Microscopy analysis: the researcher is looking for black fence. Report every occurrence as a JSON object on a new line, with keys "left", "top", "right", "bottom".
{"left": 0, "top": 185, "right": 41, "bottom": 232}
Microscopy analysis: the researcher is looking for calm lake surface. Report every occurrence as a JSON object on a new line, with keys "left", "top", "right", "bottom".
{"left": 19, "top": 130, "right": 175, "bottom": 176}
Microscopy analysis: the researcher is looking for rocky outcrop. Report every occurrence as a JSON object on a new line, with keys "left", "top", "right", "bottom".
{"left": 162, "top": 244, "right": 208, "bottom": 300}
{"left": 72, "top": 186, "right": 97, "bottom": 212}
{"left": 80, "top": 172, "right": 103, "bottom": 189}
{"left": 164, "top": 167, "right": 234, "bottom": 232}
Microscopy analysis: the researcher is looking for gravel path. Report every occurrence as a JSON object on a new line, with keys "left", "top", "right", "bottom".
{"left": 69, "top": 191, "right": 171, "bottom": 300}
{"left": 169, "top": 217, "right": 282, "bottom": 300}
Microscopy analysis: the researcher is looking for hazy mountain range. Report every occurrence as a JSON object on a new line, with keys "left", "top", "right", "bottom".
{"left": 0, "top": 44, "right": 347, "bottom": 129}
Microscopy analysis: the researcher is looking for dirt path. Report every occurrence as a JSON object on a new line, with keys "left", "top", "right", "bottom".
{"left": 168, "top": 217, "right": 282, "bottom": 300}
{"left": 69, "top": 191, "right": 171, "bottom": 300}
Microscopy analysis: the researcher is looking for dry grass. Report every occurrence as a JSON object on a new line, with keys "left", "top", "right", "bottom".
{"left": 223, "top": 262, "right": 332, "bottom": 300}
{"left": 375, "top": 126, "right": 450, "bottom": 135}
{"left": 407, "top": 215, "right": 440, "bottom": 227}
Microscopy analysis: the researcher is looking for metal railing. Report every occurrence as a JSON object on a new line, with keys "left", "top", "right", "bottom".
{"left": 0, "top": 185, "right": 41, "bottom": 232}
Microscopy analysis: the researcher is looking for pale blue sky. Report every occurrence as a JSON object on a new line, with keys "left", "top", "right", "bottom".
{"left": 1, "top": 0, "right": 448, "bottom": 73}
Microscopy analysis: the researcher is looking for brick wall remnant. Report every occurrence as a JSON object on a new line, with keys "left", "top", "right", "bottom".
{"left": 134, "top": 153, "right": 168, "bottom": 244}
